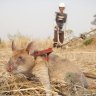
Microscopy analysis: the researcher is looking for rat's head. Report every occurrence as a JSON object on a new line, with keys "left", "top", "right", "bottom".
{"left": 6, "top": 41, "right": 35, "bottom": 74}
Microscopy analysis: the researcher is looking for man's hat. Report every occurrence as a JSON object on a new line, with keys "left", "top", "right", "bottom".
{"left": 59, "top": 3, "right": 65, "bottom": 8}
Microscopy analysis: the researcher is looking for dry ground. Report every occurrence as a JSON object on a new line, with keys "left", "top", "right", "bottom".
{"left": 0, "top": 36, "right": 96, "bottom": 96}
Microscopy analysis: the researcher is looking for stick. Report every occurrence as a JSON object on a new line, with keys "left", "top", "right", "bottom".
{"left": 83, "top": 72, "right": 96, "bottom": 79}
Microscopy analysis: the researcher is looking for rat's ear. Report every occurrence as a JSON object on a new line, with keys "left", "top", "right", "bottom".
{"left": 26, "top": 42, "right": 34, "bottom": 54}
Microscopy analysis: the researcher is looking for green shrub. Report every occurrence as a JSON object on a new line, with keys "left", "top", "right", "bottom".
{"left": 83, "top": 38, "right": 93, "bottom": 46}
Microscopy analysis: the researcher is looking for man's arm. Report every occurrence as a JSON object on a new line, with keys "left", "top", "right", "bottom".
{"left": 63, "top": 14, "right": 67, "bottom": 32}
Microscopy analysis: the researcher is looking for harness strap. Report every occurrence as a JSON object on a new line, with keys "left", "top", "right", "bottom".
{"left": 33, "top": 48, "right": 53, "bottom": 62}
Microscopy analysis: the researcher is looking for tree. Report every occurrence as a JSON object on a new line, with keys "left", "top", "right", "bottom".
{"left": 65, "top": 29, "right": 74, "bottom": 41}
{"left": 91, "top": 14, "right": 96, "bottom": 25}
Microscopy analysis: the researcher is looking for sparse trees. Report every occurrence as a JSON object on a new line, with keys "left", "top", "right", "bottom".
{"left": 91, "top": 14, "right": 96, "bottom": 25}
{"left": 65, "top": 29, "right": 74, "bottom": 42}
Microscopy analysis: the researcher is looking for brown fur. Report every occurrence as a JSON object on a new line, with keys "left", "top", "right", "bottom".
{"left": 6, "top": 41, "right": 88, "bottom": 96}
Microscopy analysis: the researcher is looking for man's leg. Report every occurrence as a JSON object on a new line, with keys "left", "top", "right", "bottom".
{"left": 59, "top": 31, "right": 64, "bottom": 44}
{"left": 53, "top": 30, "right": 58, "bottom": 47}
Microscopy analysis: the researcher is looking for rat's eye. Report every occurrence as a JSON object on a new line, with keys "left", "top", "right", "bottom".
{"left": 18, "top": 56, "right": 23, "bottom": 60}
{"left": 16, "top": 56, "right": 25, "bottom": 63}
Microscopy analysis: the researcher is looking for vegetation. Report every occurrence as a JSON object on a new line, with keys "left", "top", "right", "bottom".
{"left": 0, "top": 38, "right": 6, "bottom": 48}
{"left": 91, "top": 14, "right": 96, "bottom": 25}
{"left": 83, "top": 38, "right": 93, "bottom": 46}
{"left": 0, "top": 38, "right": 1, "bottom": 44}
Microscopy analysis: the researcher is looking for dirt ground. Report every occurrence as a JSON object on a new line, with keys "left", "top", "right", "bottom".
{"left": 0, "top": 36, "right": 96, "bottom": 96}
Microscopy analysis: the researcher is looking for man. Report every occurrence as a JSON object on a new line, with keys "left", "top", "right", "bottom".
{"left": 53, "top": 3, "right": 67, "bottom": 47}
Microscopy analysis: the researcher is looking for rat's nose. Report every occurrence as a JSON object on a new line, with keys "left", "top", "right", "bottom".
{"left": 6, "top": 59, "right": 14, "bottom": 72}
{"left": 6, "top": 64, "right": 13, "bottom": 72}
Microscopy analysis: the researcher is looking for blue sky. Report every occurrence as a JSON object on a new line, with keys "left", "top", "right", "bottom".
{"left": 0, "top": 0, "right": 96, "bottom": 40}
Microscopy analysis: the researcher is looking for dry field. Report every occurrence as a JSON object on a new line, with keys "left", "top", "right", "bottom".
{"left": 0, "top": 36, "right": 96, "bottom": 96}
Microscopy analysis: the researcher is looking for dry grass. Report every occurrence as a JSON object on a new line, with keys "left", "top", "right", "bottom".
{"left": 0, "top": 74, "right": 96, "bottom": 96}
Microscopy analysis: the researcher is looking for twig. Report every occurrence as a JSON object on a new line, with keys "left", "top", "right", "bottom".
{"left": 0, "top": 87, "right": 43, "bottom": 93}
{"left": 0, "top": 87, "right": 57, "bottom": 95}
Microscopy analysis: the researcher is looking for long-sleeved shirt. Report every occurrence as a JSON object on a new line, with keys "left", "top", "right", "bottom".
{"left": 55, "top": 12, "right": 67, "bottom": 29}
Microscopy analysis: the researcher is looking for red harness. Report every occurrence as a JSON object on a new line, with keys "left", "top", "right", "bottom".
{"left": 33, "top": 48, "right": 53, "bottom": 61}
